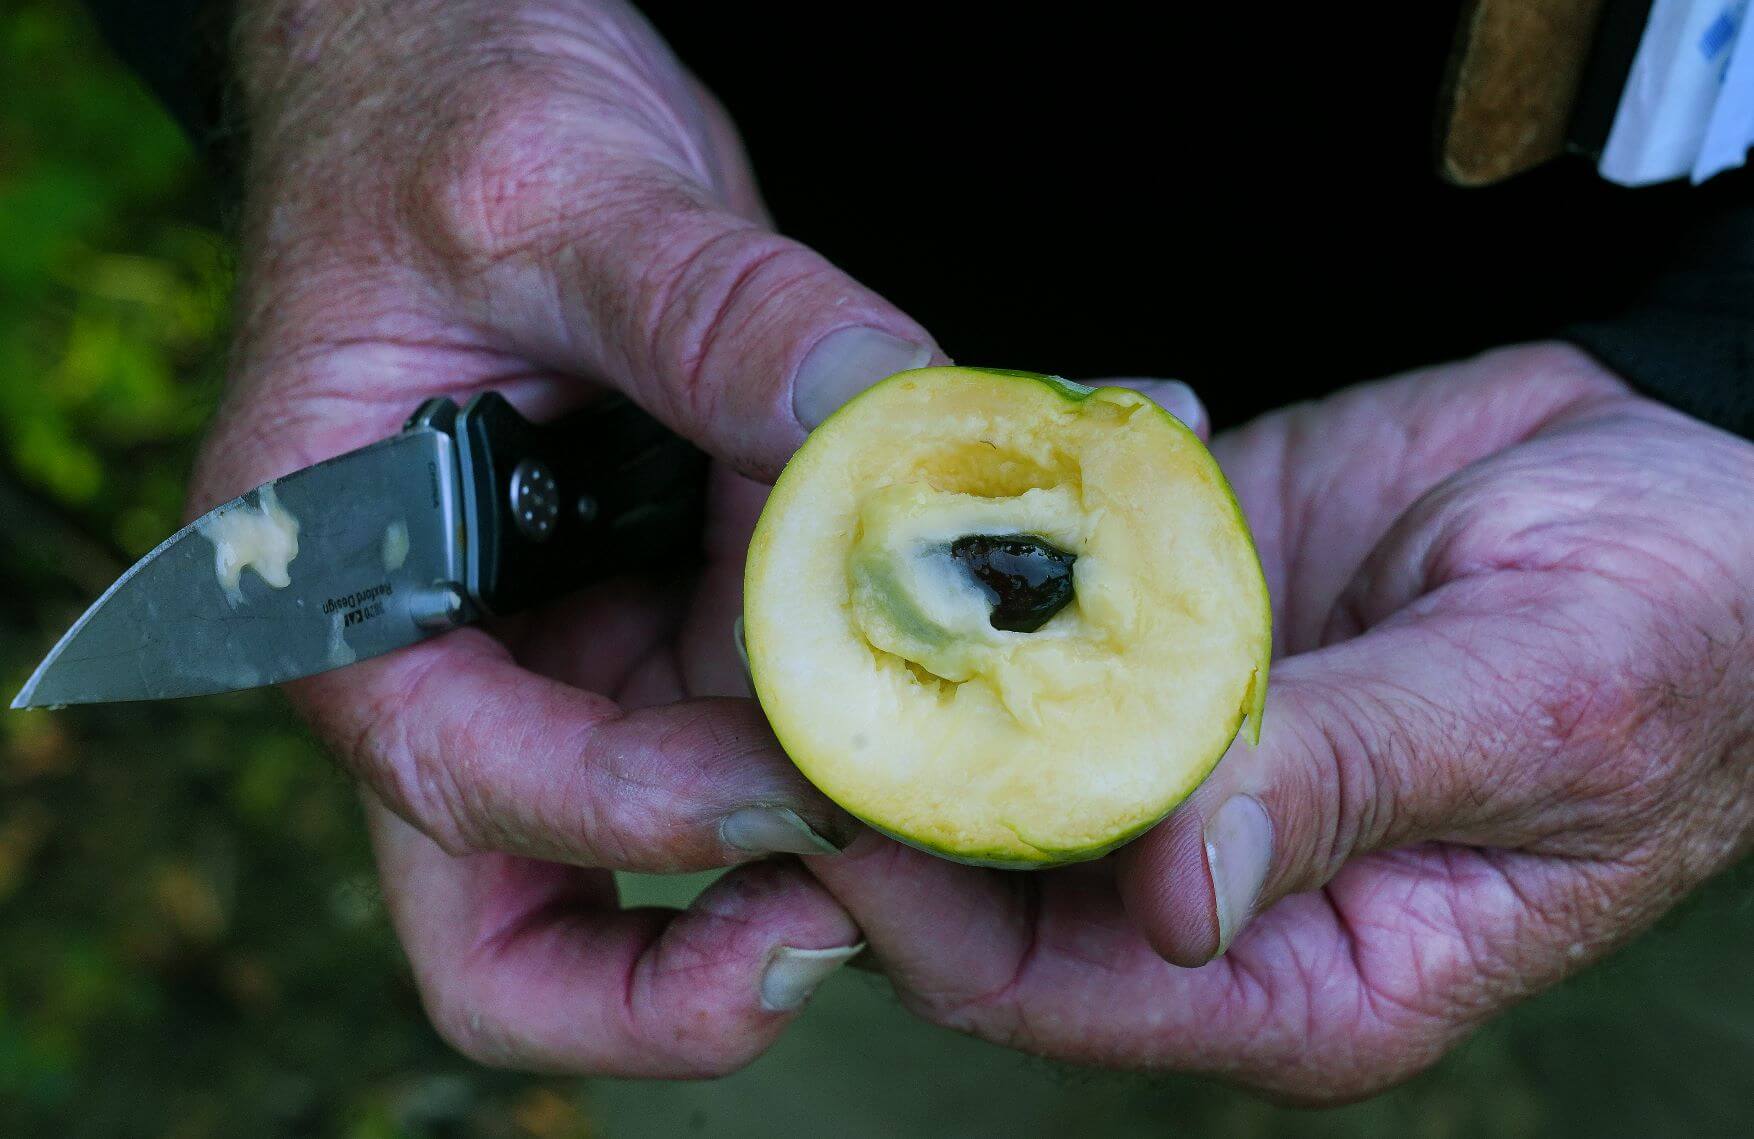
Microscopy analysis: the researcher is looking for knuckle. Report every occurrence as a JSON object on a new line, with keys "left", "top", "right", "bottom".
{"left": 887, "top": 905, "right": 1041, "bottom": 1046}
{"left": 345, "top": 665, "right": 488, "bottom": 858}
{"left": 412, "top": 83, "right": 572, "bottom": 268}
{"left": 1590, "top": 587, "right": 1754, "bottom": 864}
{"left": 1523, "top": 652, "right": 1682, "bottom": 850}
{"left": 1276, "top": 685, "right": 1388, "bottom": 889}
{"left": 1435, "top": 619, "right": 1672, "bottom": 856}
{"left": 630, "top": 972, "right": 764, "bottom": 1078}
{"left": 636, "top": 222, "right": 821, "bottom": 417}
{"left": 601, "top": 706, "right": 766, "bottom": 854}
{"left": 410, "top": 71, "right": 663, "bottom": 272}
{"left": 418, "top": 701, "right": 514, "bottom": 856}
{"left": 550, "top": 749, "right": 645, "bottom": 869}
{"left": 1416, "top": 476, "right": 1520, "bottom": 583}
{"left": 1525, "top": 658, "right": 1646, "bottom": 761}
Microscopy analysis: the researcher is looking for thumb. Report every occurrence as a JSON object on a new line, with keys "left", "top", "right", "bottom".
{"left": 1115, "top": 614, "right": 1583, "bottom": 967}
{"left": 434, "top": 180, "right": 940, "bottom": 480}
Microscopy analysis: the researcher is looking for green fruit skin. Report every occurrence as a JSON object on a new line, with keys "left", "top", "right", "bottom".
{"left": 745, "top": 366, "right": 1272, "bottom": 869}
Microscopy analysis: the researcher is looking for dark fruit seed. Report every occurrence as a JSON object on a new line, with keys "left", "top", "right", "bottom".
{"left": 948, "top": 534, "right": 1077, "bottom": 633}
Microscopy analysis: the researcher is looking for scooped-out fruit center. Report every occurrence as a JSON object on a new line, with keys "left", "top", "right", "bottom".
{"left": 845, "top": 479, "right": 1106, "bottom": 697}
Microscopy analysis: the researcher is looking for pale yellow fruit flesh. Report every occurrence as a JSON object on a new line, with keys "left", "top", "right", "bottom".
{"left": 744, "top": 368, "right": 1270, "bottom": 867}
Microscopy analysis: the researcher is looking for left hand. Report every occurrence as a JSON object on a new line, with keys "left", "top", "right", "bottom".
{"left": 807, "top": 343, "right": 1754, "bottom": 1101}
{"left": 191, "top": 0, "right": 943, "bottom": 1076}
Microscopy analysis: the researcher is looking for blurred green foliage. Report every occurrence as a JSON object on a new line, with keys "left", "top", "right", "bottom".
{"left": 0, "top": 0, "right": 216, "bottom": 521}
{"left": 1, "top": 3, "right": 1751, "bottom": 1137}
{"left": 0, "top": 3, "right": 595, "bottom": 1135}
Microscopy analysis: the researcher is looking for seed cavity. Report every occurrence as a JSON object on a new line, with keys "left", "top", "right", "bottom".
{"left": 948, "top": 534, "right": 1077, "bottom": 633}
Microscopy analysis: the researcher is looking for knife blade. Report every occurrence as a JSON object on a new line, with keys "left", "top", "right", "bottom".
{"left": 12, "top": 393, "right": 707, "bottom": 708}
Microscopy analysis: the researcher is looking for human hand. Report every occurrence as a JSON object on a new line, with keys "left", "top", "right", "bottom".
{"left": 808, "top": 343, "right": 1754, "bottom": 1100}
{"left": 191, "top": 0, "right": 943, "bottom": 1075}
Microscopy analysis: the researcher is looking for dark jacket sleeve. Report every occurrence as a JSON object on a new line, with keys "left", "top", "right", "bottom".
{"left": 71, "top": 1, "right": 1754, "bottom": 441}
{"left": 1566, "top": 198, "right": 1754, "bottom": 440}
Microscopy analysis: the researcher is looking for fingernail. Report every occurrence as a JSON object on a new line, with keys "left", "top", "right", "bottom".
{"left": 1205, "top": 794, "right": 1273, "bottom": 956}
{"left": 760, "top": 943, "right": 864, "bottom": 1012}
{"left": 720, "top": 806, "right": 844, "bottom": 856}
{"left": 793, "top": 327, "right": 931, "bottom": 429}
{"left": 1138, "top": 380, "right": 1207, "bottom": 435}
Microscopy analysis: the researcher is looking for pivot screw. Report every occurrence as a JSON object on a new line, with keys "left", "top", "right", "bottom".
{"left": 509, "top": 459, "right": 559, "bottom": 542}
{"left": 410, "top": 582, "right": 468, "bottom": 631}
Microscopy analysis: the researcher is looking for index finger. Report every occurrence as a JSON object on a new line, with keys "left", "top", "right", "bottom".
{"left": 288, "top": 625, "right": 857, "bottom": 871}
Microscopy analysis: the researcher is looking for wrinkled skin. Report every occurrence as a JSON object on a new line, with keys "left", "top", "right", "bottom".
{"left": 809, "top": 344, "right": 1754, "bottom": 1100}
{"left": 202, "top": 0, "right": 1754, "bottom": 1096}
{"left": 198, "top": 0, "right": 937, "bottom": 1077}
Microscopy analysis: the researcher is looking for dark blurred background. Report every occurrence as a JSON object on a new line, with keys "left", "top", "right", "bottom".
{"left": 3, "top": 2, "right": 1753, "bottom": 1135}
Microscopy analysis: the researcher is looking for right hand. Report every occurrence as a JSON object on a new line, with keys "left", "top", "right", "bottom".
{"left": 196, "top": 0, "right": 941, "bottom": 1076}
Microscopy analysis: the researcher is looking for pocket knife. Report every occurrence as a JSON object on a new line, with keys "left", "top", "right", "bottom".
{"left": 12, "top": 394, "right": 707, "bottom": 709}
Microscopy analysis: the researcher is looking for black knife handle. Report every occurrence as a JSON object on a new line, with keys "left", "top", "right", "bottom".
{"left": 453, "top": 392, "right": 708, "bottom": 616}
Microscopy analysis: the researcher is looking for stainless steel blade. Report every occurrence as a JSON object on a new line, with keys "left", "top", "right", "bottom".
{"left": 12, "top": 426, "right": 468, "bottom": 707}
